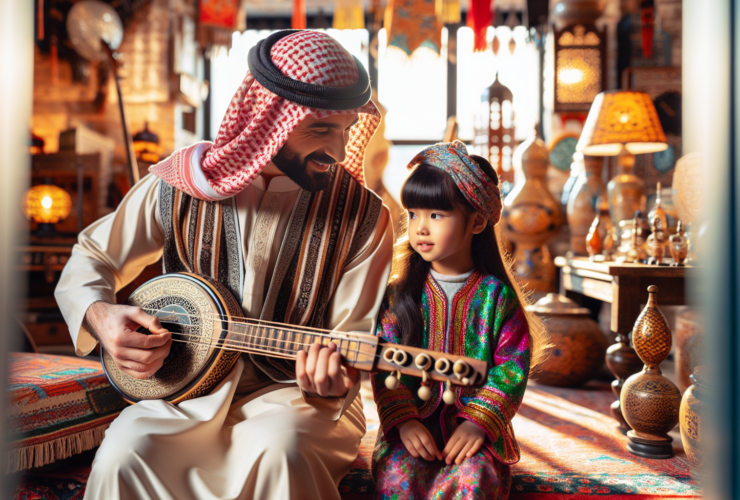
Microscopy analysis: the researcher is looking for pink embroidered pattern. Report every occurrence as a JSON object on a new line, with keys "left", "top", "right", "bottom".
{"left": 150, "top": 31, "right": 380, "bottom": 200}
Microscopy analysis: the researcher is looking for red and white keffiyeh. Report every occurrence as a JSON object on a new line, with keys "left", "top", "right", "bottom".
{"left": 150, "top": 30, "right": 381, "bottom": 201}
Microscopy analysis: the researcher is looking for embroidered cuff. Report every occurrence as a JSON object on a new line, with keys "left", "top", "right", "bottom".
{"left": 458, "top": 405, "right": 520, "bottom": 464}
{"left": 375, "top": 387, "right": 420, "bottom": 436}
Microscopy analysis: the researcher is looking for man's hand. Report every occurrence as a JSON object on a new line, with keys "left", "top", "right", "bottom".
{"left": 398, "top": 419, "right": 442, "bottom": 461}
{"left": 441, "top": 420, "right": 486, "bottom": 465}
{"left": 84, "top": 302, "right": 172, "bottom": 380}
{"left": 295, "top": 342, "right": 360, "bottom": 398}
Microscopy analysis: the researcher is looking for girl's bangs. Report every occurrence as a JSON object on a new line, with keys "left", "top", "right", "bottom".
{"left": 400, "top": 165, "right": 457, "bottom": 211}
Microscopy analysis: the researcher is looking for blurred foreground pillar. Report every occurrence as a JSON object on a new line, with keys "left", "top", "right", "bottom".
{"left": 0, "top": 0, "right": 33, "bottom": 493}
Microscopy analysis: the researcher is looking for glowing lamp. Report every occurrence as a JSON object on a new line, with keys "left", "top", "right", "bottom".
{"left": 552, "top": 1, "right": 606, "bottom": 113}
{"left": 577, "top": 90, "right": 668, "bottom": 225}
{"left": 23, "top": 184, "right": 72, "bottom": 234}
{"left": 133, "top": 122, "right": 161, "bottom": 164}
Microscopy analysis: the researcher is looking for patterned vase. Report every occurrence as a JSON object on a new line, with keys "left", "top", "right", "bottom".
{"left": 679, "top": 366, "right": 708, "bottom": 477}
{"left": 621, "top": 285, "right": 682, "bottom": 459}
{"left": 527, "top": 294, "right": 608, "bottom": 387}
{"left": 567, "top": 154, "right": 607, "bottom": 255}
{"left": 502, "top": 130, "right": 564, "bottom": 298}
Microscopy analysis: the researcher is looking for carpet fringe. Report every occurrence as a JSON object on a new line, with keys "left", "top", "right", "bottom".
{"left": 7, "top": 424, "right": 110, "bottom": 474}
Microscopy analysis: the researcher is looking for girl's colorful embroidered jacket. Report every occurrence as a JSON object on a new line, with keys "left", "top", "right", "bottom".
{"left": 371, "top": 271, "right": 531, "bottom": 464}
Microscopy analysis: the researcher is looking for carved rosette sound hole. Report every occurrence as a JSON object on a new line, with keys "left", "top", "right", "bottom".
{"left": 104, "top": 277, "right": 218, "bottom": 401}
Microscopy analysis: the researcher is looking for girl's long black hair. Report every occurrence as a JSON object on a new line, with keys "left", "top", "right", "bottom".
{"left": 390, "top": 156, "right": 550, "bottom": 372}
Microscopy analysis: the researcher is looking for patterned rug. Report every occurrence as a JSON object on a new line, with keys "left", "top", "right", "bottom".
{"left": 13, "top": 379, "right": 702, "bottom": 499}
{"left": 7, "top": 353, "right": 127, "bottom": 474}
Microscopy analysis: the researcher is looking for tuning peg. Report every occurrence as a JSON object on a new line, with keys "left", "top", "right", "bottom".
{"left": 435, "top": 357, "right": 451, "bottom": 375}
{"left": 453, "top": 360, "right": 470, "bottom": 380}
{"left": 392, "top": 349, "right": 409, "bottom": 366}
{"left": 417, "top": 371, "right": 432, "bottom": 401}
{"left": 382, "top": 348, "right": 396, "bottom": 363}
{"left": 415, "top": 353, "right": 432, "bottom": 371}
{"left": 443, "top": 380, "right": 456, "bottom": 405}
{"left": 385, "top": 370, "right": 401, "bottom": 390}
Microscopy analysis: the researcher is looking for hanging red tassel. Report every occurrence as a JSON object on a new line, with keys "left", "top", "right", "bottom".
{"left": 640, "top": 0, "right": 654, "bottom": 59}
{"left": 467, "top": 0, "right": 492, "bottom": 52}
{"left": 292, "top": 0, "right": 306, "bottom": 29}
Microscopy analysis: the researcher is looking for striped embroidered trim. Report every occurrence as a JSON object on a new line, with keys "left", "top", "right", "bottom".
{"left": 374, "top": 386, "right": 420, "bottom": 434}
{"left": 458, "top": 405, "right": 520, "bottom": 464}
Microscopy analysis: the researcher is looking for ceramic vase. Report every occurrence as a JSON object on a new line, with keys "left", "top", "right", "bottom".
{"left": 567, "top": 154, "right": 607, "bottom": 255}
{"left": 679, "top": 366, "right": 708, "bottom": 477}
{"left": 621, "top": 285, "right": 682, "bottom": 459}
{"left": 528, "top": 294, "right": 608, "bottom": 387}
{"left": 502, "top": 130, "right": 564, "bottom": 297}
{"left": 607, "top": 149, "right": 646, "bottom": 228}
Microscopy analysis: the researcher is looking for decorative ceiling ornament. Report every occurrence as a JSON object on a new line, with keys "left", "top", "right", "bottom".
{"left": 385, "top": 0, "right": 442, "bottom": 54}
{"left": 467, "top": 0, "right": 493, "bottom": 52}
{"left": 640, "top": 0, "right": 654, "bottom": 58}
{"left": 198, "top": 0, "right": 247, "bottom": 49}
{"left": 334, "top": 0, "right": 365, "bottom": 29}
{"left": 435, "top": 0, "right": 461, "bottom": 24}
{"left": 292, "top": 0, "right": 307, "bottom": 29}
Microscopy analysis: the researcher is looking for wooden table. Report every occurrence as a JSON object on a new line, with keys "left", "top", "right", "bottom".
{"left": 555, "top": 255, "right": 693, "bottom": 430}
{"left": 554, "top": 256, "right": 689, "bottom": 337}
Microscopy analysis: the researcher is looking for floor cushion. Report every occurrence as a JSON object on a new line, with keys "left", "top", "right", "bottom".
{"left": 6, "top": 353, "right": 126, "bottom": 474}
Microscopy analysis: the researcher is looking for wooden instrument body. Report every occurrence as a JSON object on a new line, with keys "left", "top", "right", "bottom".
{"left": 103, "top": 273, "right": 490, "bottom": 405}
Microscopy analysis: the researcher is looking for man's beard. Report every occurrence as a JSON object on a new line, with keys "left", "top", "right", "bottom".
{"left": 271, "top": 145, "right": 335, "bottom": 192}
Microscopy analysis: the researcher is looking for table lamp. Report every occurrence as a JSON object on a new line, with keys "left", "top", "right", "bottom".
{"left": 23, "top": 184, "right": 72, "bottom": 236}
{"left": 576, "top": 90, "right": 667, "bottom": 226}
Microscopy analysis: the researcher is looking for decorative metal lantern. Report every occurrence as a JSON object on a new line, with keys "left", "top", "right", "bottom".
{"left": 133, "top": 122, "right": 161, "bottom": 164}
{"left": 23, "top": 184, "right": 72, "bottom": 235}
{"left": 473, "top": 75, "right": 515, "bottom": 184}
{"left": 552, "top": 0, "right": 606, "bottom": 113}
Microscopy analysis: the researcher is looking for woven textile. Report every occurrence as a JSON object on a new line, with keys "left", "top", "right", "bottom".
{"left": 7, "top": 353, "right": 126, "bottom": 473}
{"left": 150, "top": 30, "right": 381, "bottom": 201}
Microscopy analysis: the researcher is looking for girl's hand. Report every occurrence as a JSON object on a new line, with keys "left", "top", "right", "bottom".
{"left": 397, "top": 419, "right": 443, "bottom": 461}
{"left": 442, "top": 420, "right": 486, "bottom": 465}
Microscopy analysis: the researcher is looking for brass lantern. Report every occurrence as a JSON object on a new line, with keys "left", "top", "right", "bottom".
{"left": 23, "top": 184, "right": 72, "bottom": 235}
{"left": 473, "top": 75, "right": 515, "bottom": 185}
{"left": 552, "top": 0, "right": 606, "bottom": 113}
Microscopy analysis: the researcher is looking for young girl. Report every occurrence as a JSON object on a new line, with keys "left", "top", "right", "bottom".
{"left": 371, "top": 141, "right": 549, "bottom": 499}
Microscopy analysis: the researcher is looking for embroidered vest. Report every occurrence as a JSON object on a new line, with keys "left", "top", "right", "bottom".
{"left": 159, "top": 166, "right": 383, "bottom": 381}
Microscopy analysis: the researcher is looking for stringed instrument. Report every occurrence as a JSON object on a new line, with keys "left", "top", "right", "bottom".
{"left": 103, "top": 273, "right": 490, "bottom": 405}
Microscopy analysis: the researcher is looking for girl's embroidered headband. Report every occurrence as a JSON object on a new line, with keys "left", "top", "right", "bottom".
{"left": 408, "top": 141, "right": 502, "bottom": 225}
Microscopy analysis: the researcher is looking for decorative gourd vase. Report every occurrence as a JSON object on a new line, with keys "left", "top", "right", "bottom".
{"left": 502, "top": 130, "right": 564, "bottom": 297}
{"left": 679, "top": 366, "right": 709, "bottom": 477}
{"left": 621, "top": 286, "right": 682, "bottom": 459}
{"left": 527, "top": 294, "right": 609, "bottom": 387}
{"left": 567, "top": 154, "right": 607, "bottom": 255}
{"left": 607, "top": 149, "right": 646, "bottom": 228}
{"left": 605, "top": 332, "right": 643, "bottom": 432}
{"left": 669, "top": 220, "right": 689, "bottom": 266}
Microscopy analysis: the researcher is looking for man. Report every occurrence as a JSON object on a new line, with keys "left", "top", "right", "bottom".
{"left": 55, "top": 29, "right": 393, "bottom": 500}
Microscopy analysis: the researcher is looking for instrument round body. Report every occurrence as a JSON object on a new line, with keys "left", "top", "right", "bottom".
{"left": 102, "top": 273, "right": 243, "bottom": 404}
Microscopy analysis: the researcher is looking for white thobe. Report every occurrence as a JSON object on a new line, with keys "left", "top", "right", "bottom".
{"left": 54, "top": 173, "right": 393, "bottom": 500}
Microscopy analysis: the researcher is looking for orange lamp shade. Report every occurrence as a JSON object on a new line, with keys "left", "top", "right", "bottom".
{"left": 576, "top": 90, "right": 668, "bottom": 156}
{"left": 23, "top": 185, "right": 72, "bottom": 224}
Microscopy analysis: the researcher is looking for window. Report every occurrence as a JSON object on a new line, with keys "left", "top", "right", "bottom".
{"left": 377, "top": 28, "right": 449, "bottom": 141}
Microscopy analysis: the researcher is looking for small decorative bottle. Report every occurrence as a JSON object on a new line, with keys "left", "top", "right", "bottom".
{"left": 669, "top": 220, "right": 689, "bottom": 266}
{"left": 646, "top": 217, "right": 667, "bottom": 265}
{"left": 621, "top": 286, "right": 682, "bottom": 459}
{"left": 586, "top": 215, "right": 602, "bottom": 261}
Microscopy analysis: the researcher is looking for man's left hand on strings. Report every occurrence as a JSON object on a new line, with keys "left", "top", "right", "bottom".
{"left": 296, "top": 342, "right": 360, "bottom": 397}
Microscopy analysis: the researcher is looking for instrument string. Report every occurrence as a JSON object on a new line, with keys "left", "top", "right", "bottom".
{"left": 168, "top": 327, "right": 364, "bottom": 357}
{"left": 136, "top": 307, "right": 364, "bottom": 340}
{"left": 165, "top": 329, "right": 390, "bottom": 365}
